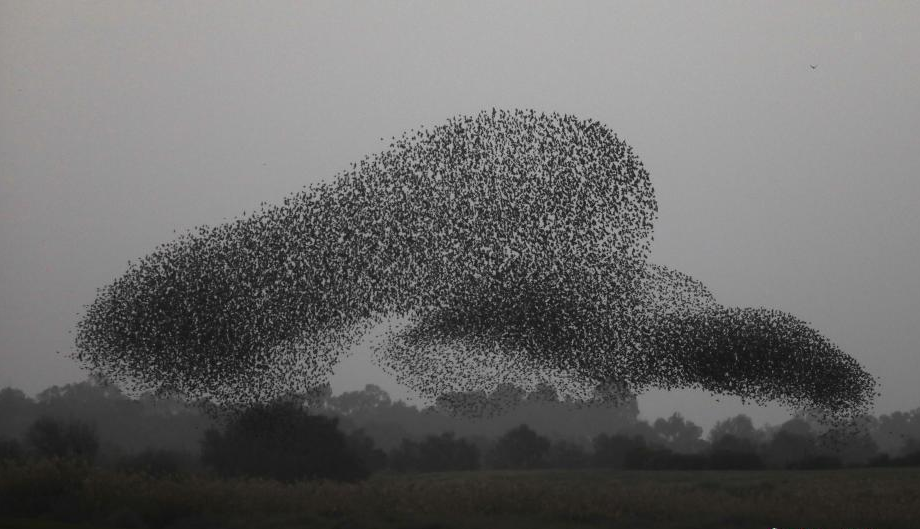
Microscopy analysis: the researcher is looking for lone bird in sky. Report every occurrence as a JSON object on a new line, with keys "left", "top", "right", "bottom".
{"left": 810, "top": 64, "right": 818, "bottom": 70}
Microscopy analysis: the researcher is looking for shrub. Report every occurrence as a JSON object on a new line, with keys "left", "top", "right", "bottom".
{"left": 0, "top": 437, "right": 23, "bottom": 462}
{"left": 593, "top": 434, "right": 646, "bottom": 469}
{"left": 200, "top": 400, "right": 370, "bottom": 482}
{"left": 709, "top": 434, "right": 764, "bottom": 470}
{"left": 346, "top": 428, "right": 388, "bottom": 473}
{"left": 489, "top": 425, "right": 550, "bottom": 469}
{"left": 26, "top": 417, "right": 99, "bottom": 462}
{"left": 764, "top": 430, "right": 815, "bottom": 468}
{"left": 545, "top": 440, "right": 590, "bottom": 469}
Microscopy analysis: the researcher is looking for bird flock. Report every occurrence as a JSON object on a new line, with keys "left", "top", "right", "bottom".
{"left": 74, "top": 109, "right": 876, "bottom": 424}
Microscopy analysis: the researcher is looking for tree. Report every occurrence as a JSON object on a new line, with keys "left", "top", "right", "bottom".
{"left": 0, "top": 387, "right": 37, "bottom": 439}
{"left": 873, "top": 408, "right": 920, "bottom": 456}
{"left": 709, "top": 434, "right": 764, "bottom": 470}
{"left": 26, "top": 416, "right": 99, "bottom": 461}
{"left": 651, "top": 413, "right": 706, "bottom": 453}
{"left": 490, "top": 383, "right": 525, "bottom": 410}
{"left": 434, "top": 390, "right": 492, "bottom": 417}
{"left": 709, "top": 414, "right": 764, "bottom": 444}
{"left": 200, "top": 400, "right": 371, "bottom": 482}
{"left": 545, "top": 440, "right": 589, "bottom": 469}
{"left": 489, "top": 424, "right": 550, "bottom": 469}
{"left": 325, "top": 384, "right": 391, "bottom": 416}
{"left": 0, "top": 437, "right": 23, "bottom": 461}
{"left": 764, "top": 430, "right": 816, "bottom": 468}
{"left": 345, "top": 428, "right": 388, "bottom": 473}
{"left": 526, "top": 383, "right": 559, "bottom": 404}
{"left": 593, "top": 433, "right": 645, "bottom": 469}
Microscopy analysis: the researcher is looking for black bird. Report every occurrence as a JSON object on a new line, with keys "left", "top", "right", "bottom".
{"left": 74, "top": 109, "right": 877, "bottom": 426}
{"left": 810, "top": 64, "right": 818, "bottom": 70}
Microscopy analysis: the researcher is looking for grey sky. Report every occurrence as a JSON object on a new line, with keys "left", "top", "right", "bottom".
{"left": 2, "top": 1, "right": 918, "bottom": 430}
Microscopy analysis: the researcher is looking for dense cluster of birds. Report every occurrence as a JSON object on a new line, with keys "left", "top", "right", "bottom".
{"left": 74, "top": 109, "right": 876, "bottom": 424}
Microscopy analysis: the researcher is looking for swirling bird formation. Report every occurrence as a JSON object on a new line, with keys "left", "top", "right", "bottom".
{"left": 74, "top": 109, "right": 876, "bottom": 423}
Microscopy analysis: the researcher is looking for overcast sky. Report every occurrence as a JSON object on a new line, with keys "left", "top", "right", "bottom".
{"left": 2, "top": 1, "right": 918, "bottom": 430}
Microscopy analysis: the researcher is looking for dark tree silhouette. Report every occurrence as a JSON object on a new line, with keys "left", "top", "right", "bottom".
{"left": 545, "top": 440, "right": 590, "bottom": 469}
{"left": 200, "top": 400, "right": 370, "bottom": 482}
{"left": 26, "top": 417, "right": 99, "bottom": 461}
{"left": 593, "top": 433, "right": 643, "bottom": 469}
{"left": 490, "top": 424, "right": 550, "bottom": 469}
{"left": 709, "top": 414, "right": 764, "bottom": 444}
{"left": 0, "top": 437, "right": 23, "bottom": 461}
{"left": 709, "top": 434, "right": 764, "bottom": 470}
{"left": 764, "top": 430, "right": 817, "bottom": 468}
{"left": 651, "top": 413, "right": 707, "bottom": 454}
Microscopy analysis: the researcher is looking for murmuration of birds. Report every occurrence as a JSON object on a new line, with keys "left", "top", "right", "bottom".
{"left": 74, "top": 109, "right": 877, "bottom": 426}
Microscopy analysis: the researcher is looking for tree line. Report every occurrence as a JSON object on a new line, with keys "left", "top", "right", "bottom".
{"left": 1, "top": 378, "right": 918, "bottom": 482}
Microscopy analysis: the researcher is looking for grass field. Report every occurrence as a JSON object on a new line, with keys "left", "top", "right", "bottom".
{"left": 1, "top": 461, "right": 918, "bottom": 528}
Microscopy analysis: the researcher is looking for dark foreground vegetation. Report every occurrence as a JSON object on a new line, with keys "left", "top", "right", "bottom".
{"left": 2, "top": 378, "right": 919, "bottom": 527}
{"left": 1, "top": 462, "right": 919, "bottom": 529}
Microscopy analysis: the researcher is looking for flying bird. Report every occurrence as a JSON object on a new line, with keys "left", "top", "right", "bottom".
{"left": 74, "top": 109, "right": 876, "bottom": 426}
{"left": 810, "top": 64, "right": 818, "bottom": 70}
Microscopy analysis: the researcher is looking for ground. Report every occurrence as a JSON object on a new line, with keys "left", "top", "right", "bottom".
{"left": 1, "top": 464, "right": 918, "bottom": 528}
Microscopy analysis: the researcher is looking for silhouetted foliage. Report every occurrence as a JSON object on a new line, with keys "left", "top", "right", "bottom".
{"left": 0, "top": 378, "right": 213, "bottom": 461}
{"left": 490, "top": 425, "right": 550, "bottom": 469}
{"left": 345, "top": 428, "right": 388, "bottom": 473}
{"left": 318, "top": 383, "right": 642, "bottom": 453}
{"left": 650, "top": 413, "right": 707, "bottom": 454}
{"left": 26, "top": 417, "right": 99, "bottom": 461}
{"left": 709, "top": 414, "right": 764, "bottom": 444}
{"left": 0, "top": 388, "right": 36, "bottom": 439}
{"left": 709, "top": 434, "right": 764, "bottom": 470}
{"left": 868, "top": 434, "right": 920, "bottom": 467}
{"left": 873, "top": 408, "right": 920, "bottom": 456}
{"left": 823, "top": 427, "right": 879, "bottom": 466}
{"left": 545, "top": 440, "right": 590, "bottom": 469}
{"left": 764, "top": 430, "right": 816, "bottom": 469}
{"left": 200, "top": 401, "right": 370, "bottom": 482}
{"left": 0, "top": 437, "right": 23, "bottom": 462}
{"left": 0, "top": 380, "right": 915, "bottom": 476}
{"left": 389, "top": 432, "right": 479, "bottom": 473}
{"left": 593, "top": 434, "right": 646, "bottom": 469}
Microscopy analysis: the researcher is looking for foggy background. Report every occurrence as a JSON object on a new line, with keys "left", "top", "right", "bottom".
{"left": 2, "top": 1, "right": 918, "bottom": 430}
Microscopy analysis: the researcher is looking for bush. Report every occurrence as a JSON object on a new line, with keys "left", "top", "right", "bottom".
{"left": 390, "top": 432, "right": 479, "bottom": 473}
{"left": 545, "top": 440, "right": 590, "bottom": 469}
{"left": 489, "top": 425, "right": 550, "bottom": 469}
{"left": 709, "top": 449, "right": 764, "bottom": 470}
{"left": 709, "top": 434, "right": 764, "bottom": 470}
{"left": 200, "top": 400, "right": 371, "bottom": 482}
{"left": 346, "top": 428, "right": 388, "bottom": 473}
{"left": 0, "top": 437, "right": 23, "bottom": 462}
{"left": 0, "top": 458, "right": 91, "bottom": 517}
{"left": 26, "top": 416, "right": 99, "bottom": 462}
{"left": 764, "top": 430, "right": 815, "bottom": 468}
{"left": 593, "top": 434, "right": 646, "bottom": 469}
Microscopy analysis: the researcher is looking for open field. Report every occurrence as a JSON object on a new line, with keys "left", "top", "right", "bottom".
{"left": 2, "top": 461, "right": 919, "bottom": 529}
